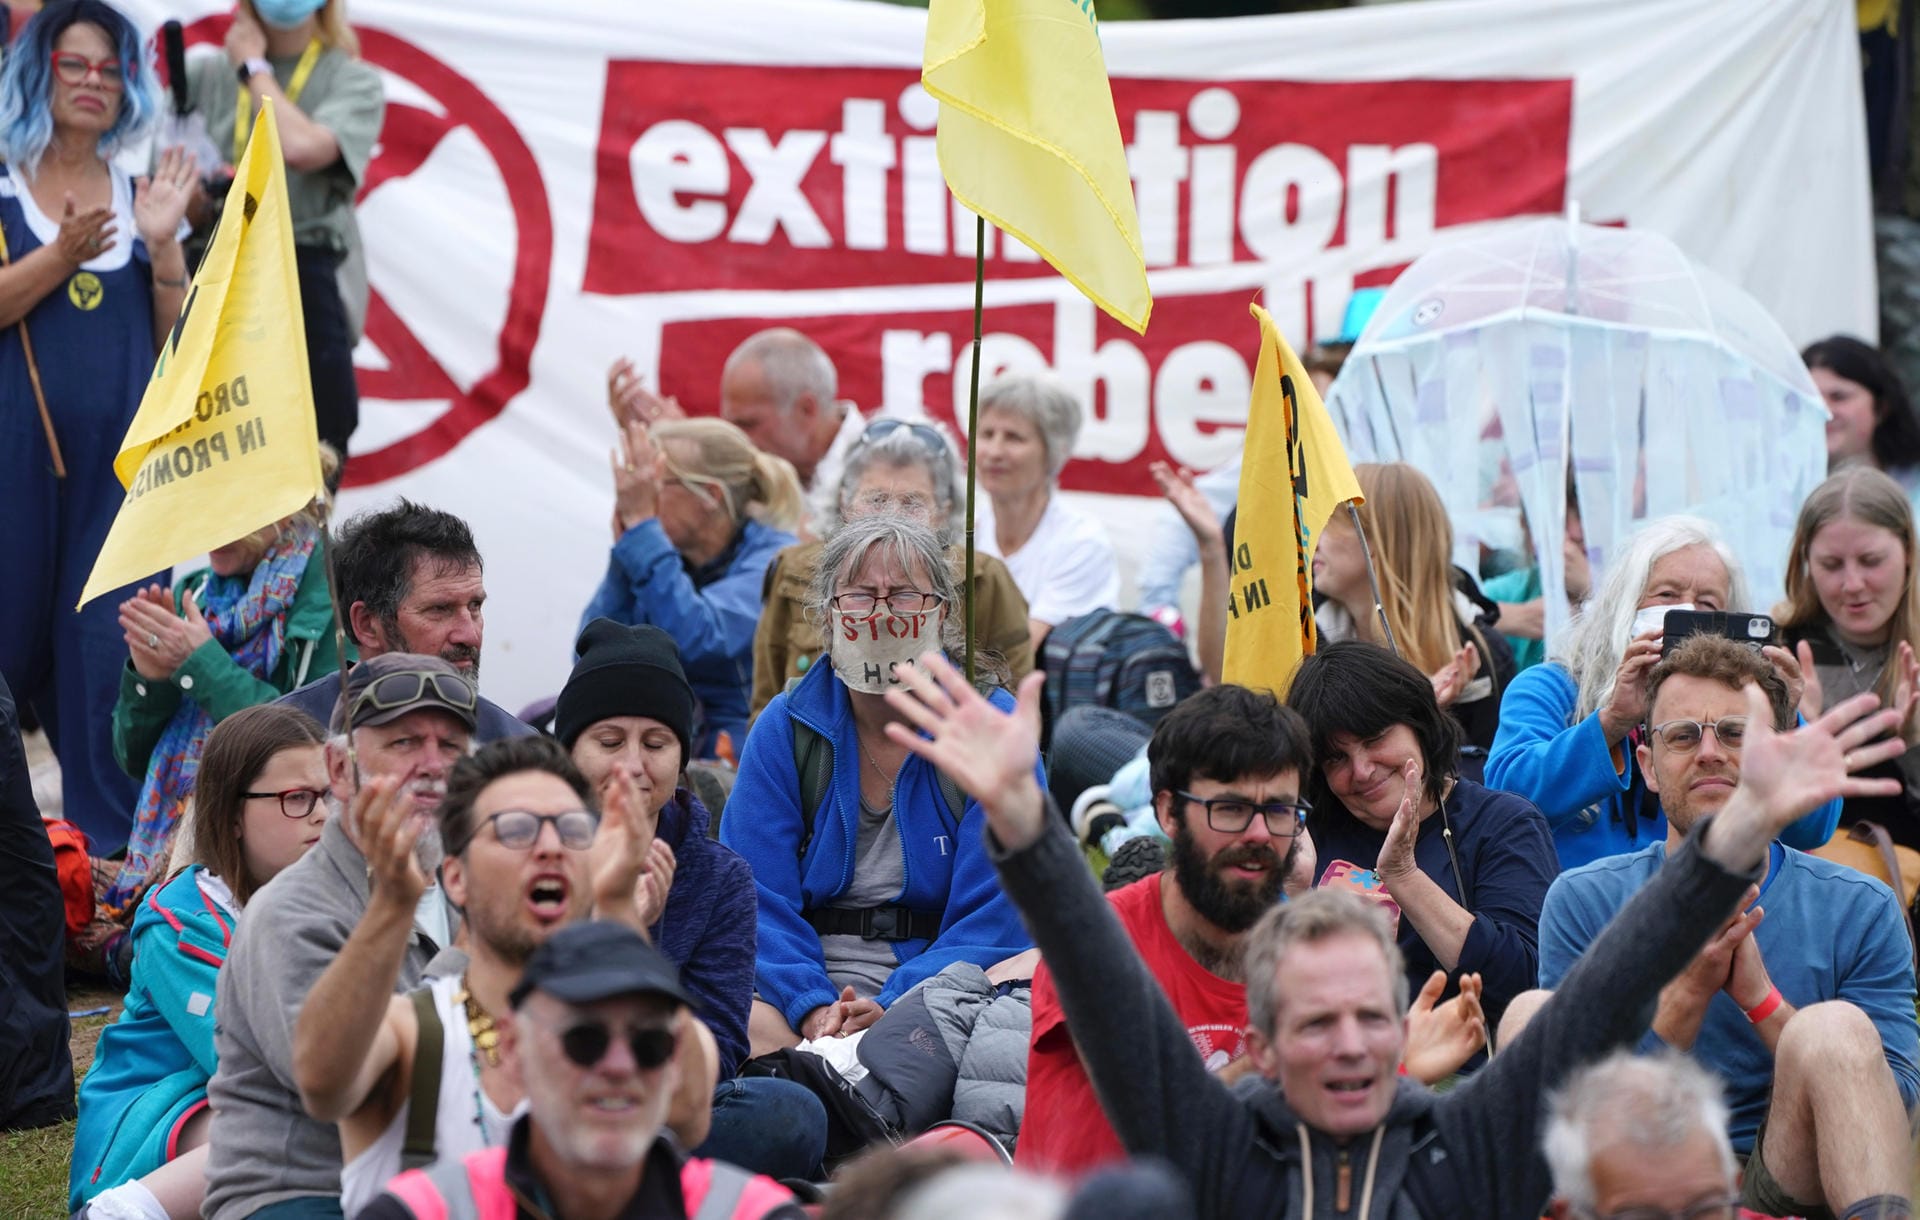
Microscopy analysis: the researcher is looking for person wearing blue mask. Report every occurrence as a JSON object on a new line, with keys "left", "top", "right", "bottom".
{"left": 181, "top": 0, "right": 381, "bottom": 468}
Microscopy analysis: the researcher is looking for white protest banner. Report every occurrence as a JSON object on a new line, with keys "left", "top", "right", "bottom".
{"left": 121, "top": 0, "right": 1871, "bottom": 710}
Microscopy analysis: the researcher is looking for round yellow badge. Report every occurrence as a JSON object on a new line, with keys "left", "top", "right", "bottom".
{"left": 67, "top": 271, "right": 104, "bottom": 311}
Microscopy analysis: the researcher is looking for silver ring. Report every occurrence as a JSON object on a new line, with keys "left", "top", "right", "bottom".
{"left": 147, "top": 632, "right": 157, "bottom": 649}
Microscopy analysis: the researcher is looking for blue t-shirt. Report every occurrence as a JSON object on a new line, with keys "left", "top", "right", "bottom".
{"left": 1538, "top": 840, "right": 1920, "bottom": 1152}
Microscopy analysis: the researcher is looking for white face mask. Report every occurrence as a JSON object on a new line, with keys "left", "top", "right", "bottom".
{"left": 830, "top": 610, "right": 942, "bottom": 693}
{"left": 1630, "top": 602, "right": 1693, "bottom": 639}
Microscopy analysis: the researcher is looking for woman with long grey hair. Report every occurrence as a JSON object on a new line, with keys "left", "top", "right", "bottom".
{"left": 1486, "top": 514, "right": 1834, "bottom": 871}
{"left": 722, "top": 514, "right": 1035, "bottom": 1056}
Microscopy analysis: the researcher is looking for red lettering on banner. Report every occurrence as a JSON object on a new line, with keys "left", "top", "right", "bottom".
{"left": 596, "top": 64, "right": 1572, "bottom": 495}
{"left": 586, "top": 65, "right": 1571, "bottom": 292}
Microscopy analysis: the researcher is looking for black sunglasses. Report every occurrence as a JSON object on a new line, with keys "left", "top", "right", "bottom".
{"left": 556, "top": 1020, "right": 678, "bottom": 1070}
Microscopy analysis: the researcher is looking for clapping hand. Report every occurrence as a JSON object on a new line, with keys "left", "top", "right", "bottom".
{"left": 610, "top": 419, "right": 662, "bottom": 535}
{"left": 884, "top": 652, "right": 1046, "bottom": 850}
{"left": 634, "top": 838, "right": 677, "bottom": 929}
{"left": 1402, "top": 971, "right": 1486, "bottom": 1084}
{"left": 120, "top": 584, "right": 213, "bottom": 680}
{"left": 1375, "top": 760, "right": 1422, "bottom": 890}
{"left": 607, "top": 358, "right": 685, "bottom": 428}
{"left": 1149, "top": 460, "right": 1224, "bottom": 552}
{"left": 593, "top": 768, "right": 656, "bottom": 931}
{"left": 1429, "top": 642, "right": 1478, "bottom": 708}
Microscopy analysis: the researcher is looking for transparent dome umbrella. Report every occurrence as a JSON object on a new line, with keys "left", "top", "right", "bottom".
{"left": 1323, "top": 214, "right": 1828, "bottom": 650}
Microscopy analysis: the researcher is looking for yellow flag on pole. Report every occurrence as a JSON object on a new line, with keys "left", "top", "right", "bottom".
{"left": 1221, "top": 303, "right": 1364, "bottom": 694}
{"left": 922, "top": 0, "right": 1151, "bottom": 333}
{"left": 80, "top": 102, "right": 322, "bottom": 607}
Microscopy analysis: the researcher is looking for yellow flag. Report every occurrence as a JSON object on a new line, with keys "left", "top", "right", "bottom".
{"left": 80, "top": 103, "right": 322, "bottom": 607}
{"left": 1221, "top": 303, "right": 1364, "bottom": 694}
{"left": 923, "top": 0, "right": 1151, "bottom": 333}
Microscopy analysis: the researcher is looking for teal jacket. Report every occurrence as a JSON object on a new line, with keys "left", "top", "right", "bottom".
{"left": 71, "top": 866, "right": 233, "bottom": 1205}
{"left": 111, "top": 540, "right": 350, "bottom": 778}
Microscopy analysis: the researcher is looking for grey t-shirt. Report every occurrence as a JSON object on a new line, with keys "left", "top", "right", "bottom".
{"left": 185, "top": 44, "right": 383, "bottom": 334}
{"left": 820, "top": 799, "right": 904, "bottom": 998}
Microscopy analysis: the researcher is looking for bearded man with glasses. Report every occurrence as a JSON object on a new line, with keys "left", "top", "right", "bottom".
{"left": 359, "top": 920, "right": 804, "bottom": 1220}
{"left": 291, "top": 734, "right": 675, "bottom": 1218}
{"left": 1016, "top": 683, "right": 1320, "bottom": 1174}
{"left": 1539, "top": 634, "right": 1918, "bottom": 1220}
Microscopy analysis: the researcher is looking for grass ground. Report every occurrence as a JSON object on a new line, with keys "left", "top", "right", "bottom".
{"left": 2, "top": 983, "right": 119, "bottom": 1220}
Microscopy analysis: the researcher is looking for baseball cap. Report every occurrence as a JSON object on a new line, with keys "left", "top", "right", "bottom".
{"left": 336, "top": 653, "right": 478, "bottom": 734}
{"left": 509, "top": 920, "right": 697, "bottom": 1011}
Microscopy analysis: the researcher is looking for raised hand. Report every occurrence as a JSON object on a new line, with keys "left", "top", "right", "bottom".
{"left": 884, "top": 652, "right": 1046, "bottom": 849}
{"left": 592, "top": 767, "right": 656, "bottom": 929}
{"left": 1149, "top": 460, "right": 1223, "bottom": 551}
{"left": 1402, "top": 970, "right": 1486, "bottom": 1084}
{"left": 56, "top": 194, "right": 115, "bottom": 266}
{"left": 634, "top": 838, "right": 677, "bottom": 929}
{"left": 357, "top": 775, "right": 426, "bottom": 910}
{"left": 1429, "top": 641, "right": 1478, "bottom": 708}
{"left": 134, "top": 146, "right": 196, "bottom": 249}
{"left": 1706, "top": 686, "right": 1904, "bottom": 872}
{"left": 607, "top": 358, "right": 685, "bottom": 428}
{"left": 1283, "top": 825, "right": 1317, "bottom": 898}
{"left": 1893, "top": 641, "right": 1920, "bottom": 746}
{"left": 611, "top": 418, "right": 662, "bottom": 532}
{"left": 1375, "top": 760, "right": 1422, "bottom": 888}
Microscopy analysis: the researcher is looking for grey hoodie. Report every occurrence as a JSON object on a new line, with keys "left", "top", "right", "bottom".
{"left": 991, "top": 814, "right": 1757, "bottom": 1219}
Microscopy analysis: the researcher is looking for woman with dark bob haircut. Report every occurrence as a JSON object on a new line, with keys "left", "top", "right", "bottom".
{"left": 1288, "top": 641, "right": 1558, "bottom": 1035}
{"left": 1804, "top": 334, "right": 1920, "bottom": 498}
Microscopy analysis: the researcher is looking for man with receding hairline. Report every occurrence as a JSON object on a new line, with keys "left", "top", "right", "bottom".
{"left": 718, "top": 329, "right": 865, "bottom": 526}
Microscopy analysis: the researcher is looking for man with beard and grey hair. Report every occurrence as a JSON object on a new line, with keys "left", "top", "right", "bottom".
{"left": 1017, "top": 684, "right": 1320, "bottom": 1175}
{"left": 203, "top": 654, "right": 478, "bottom": 1220}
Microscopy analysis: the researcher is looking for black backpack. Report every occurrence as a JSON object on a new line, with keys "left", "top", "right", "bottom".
{"left": 1039, "top": 609, "right": 1201, "bottom": 748}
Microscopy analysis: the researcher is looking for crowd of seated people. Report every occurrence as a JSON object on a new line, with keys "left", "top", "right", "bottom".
{"left": 9, "top": 289, "right": 1920, "bottom": 1220}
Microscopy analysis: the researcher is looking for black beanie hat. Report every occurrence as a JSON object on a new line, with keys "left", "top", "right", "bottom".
{"left": 555, "top": 619, "right": 696, "bottom": 760}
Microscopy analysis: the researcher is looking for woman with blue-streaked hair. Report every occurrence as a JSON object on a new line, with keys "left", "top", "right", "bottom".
{"left": 0, "top": 0, "right": 196, "bottom": 872}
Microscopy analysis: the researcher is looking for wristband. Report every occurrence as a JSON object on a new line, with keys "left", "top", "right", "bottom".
{"left": 238, "top": 57, "right": 270, "bottom": 85}
{"left": 1743, "top": 986, "right": 1784, "bottom": 1025}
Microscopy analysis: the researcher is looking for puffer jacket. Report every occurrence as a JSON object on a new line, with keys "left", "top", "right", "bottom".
{"left": 852, "top": 962, "right": 1030, "bottom": 1148}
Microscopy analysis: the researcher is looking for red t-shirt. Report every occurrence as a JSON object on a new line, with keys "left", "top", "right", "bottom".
{"left": 1015, "top": 873, "right": 1248, "bottom": 1175}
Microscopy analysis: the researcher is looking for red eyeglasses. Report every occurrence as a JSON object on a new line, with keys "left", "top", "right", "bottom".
{"left": 50, "top": 52, "right": 124, "bottom": 91}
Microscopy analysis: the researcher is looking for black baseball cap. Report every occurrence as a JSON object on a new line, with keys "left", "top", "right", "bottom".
{"left": 509, "top": 920, "right": 697, "bottom": 1011}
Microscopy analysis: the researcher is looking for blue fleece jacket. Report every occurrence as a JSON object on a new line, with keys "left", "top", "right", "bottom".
{"left": 580, "top": 517, "right": 795, "bottom": 757}
{"left": 1310, "top": 780, "right": 1559, "bottom": 1026}
{"left": 722, "top": 661, "right": 1036, "bottom": 1030}
{"left": 71, "top": 866, "right": 231, "bottom": 1206}
{"left": 649, "top": 787, "right": 756, "bottom": 1079}
{"left": 1539, "top": 840, "right": 1920, "bottom": 1152}
{"left": 1486, "top": 663, "right": 1841, "bottom": 871}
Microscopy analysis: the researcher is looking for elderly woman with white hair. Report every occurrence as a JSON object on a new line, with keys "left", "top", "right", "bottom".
{"left": 1487, "top": 515, "right": 1835, "bottom": 871}
{"left": 973, "top": 373, "right": 1120, "bottom": 649}
{"left": 747, "top": 417, "right": 1035, "bottom": 719}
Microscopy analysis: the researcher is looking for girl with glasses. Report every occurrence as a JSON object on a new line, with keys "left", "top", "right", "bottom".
{"left": 73, "top": 704, "right": 330, "bottom": 1220}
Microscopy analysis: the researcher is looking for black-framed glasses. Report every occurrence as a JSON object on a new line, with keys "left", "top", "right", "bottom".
{"left": 1581, "top": 1196, "right": 1742, "bottom": 1220}
{"left": 554, "top": 1019, "right": 679, "bottom": 1070}
{"left": 830, "top": 590, "right": 946, "bottom": 618}
{"left": 349, "top": 669, "right": 478, "bottom": 722}
{"left": 243, "top": 788, "right": 327, "bottom": 818}
{"left": 475, "top": 809, "right": 600, "bottom": 851}
{"left": 1646, "top": 716, "right": 1748, "bottom": 753}
{"left": 853, "top": 418, "right": 948, "bottom": 453}
{"left": 1177, "top": 791, "right": 1311, "bottom": 837}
